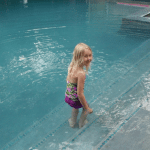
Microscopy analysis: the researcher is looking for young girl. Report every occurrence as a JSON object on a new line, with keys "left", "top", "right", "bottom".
{"left": 65, "top": 43, "right": 93, "bottom": 128}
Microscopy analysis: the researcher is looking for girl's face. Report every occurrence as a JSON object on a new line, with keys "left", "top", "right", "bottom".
{"left": 83, "top": 48, "right": 92, "bottom": 67}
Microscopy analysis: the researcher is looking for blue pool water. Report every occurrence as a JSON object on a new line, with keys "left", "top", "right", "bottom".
{"left": 0, "top": 0, "right": 150, "bottom": 149}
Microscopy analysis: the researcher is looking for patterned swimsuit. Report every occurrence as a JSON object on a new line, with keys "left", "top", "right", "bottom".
{"left": 65, "top": 76, "right": 86, "bottom": 109}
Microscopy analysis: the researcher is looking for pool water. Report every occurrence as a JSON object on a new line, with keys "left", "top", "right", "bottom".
{"left": 0, "top": 0, "right": 150, "bottom": 149}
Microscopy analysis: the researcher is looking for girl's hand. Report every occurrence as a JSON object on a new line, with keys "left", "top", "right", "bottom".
{"left": 87, "top": 107, "right": 93, "bottom": 114}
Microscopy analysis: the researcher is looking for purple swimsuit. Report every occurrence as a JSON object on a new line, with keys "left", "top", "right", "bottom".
{"left": 65, "top": 76, "right": 86, "bottom": 109}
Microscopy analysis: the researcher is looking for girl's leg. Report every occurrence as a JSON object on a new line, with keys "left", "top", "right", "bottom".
{"left": 79, "top": 108, "right": 88, "bottom": 128}
{"left": 69, "top": 108, "right": 79, "bottom": 128}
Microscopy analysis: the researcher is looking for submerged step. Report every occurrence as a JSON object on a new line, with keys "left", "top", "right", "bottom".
{"left": 97, "top": 107, "right": 150, "bottom": 150}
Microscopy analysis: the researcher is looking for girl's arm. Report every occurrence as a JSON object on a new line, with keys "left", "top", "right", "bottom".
{"left": 77, "top": 71, "right": 89, "bottom": 110}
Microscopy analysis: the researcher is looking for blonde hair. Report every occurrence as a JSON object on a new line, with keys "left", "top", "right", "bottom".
{"left": 68, "top": 43, "right": 92, "bottom": 75}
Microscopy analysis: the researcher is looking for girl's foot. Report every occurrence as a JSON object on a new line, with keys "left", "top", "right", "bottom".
{"left": 79, "top": 119, "right": 88, "bottom": 128}
{"left": 68, "top": 118, "right": 76, "bottom": 128}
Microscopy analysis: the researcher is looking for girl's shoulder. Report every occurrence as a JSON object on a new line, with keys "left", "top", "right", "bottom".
{"left": 77, "top": 70, "right": 86, "bottom": 79}
{"left": 66, "top": 67, "right": 86, "bottom": 83}
{"left": 77, "top": 70, "right": 85, "bottom": 75}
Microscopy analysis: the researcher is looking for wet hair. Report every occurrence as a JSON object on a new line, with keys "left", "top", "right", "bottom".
{"left": 68, "top": 43, "right": 92, "bottom": 75}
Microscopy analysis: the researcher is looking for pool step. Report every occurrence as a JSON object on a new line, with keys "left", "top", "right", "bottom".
{"left": 2, "top": 39, "right": 150, "bottom": 150}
